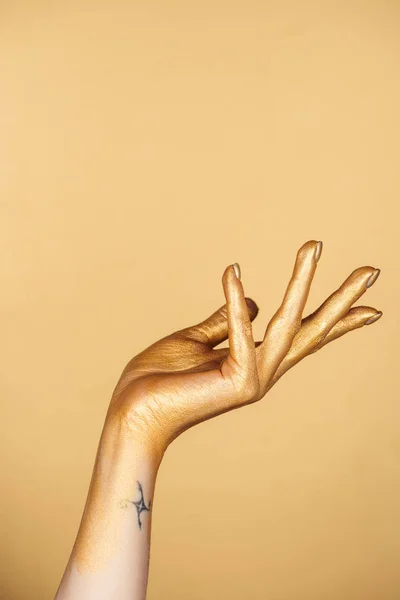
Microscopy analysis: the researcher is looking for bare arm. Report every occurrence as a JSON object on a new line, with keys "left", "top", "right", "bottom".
{"left": 54, "top": 412, "right": 164, "bottom": 600}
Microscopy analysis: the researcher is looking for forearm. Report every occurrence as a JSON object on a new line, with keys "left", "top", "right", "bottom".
{"left": 54, "top": 411, "right": 165, "bottom": 600}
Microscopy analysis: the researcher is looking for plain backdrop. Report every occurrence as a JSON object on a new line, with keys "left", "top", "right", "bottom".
{"left": 1, "top": 1, "right": 399, "bottom": 599}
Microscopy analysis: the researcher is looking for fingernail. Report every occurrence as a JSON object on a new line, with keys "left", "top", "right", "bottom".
{"left": 365, "top": 311, "right": 383, "bottom": 325}
{"left": 315, "top": 241, "right": 323, "bottom": 263}
{"left": 366, "top": 268, "right": 380, "bottom": 288}
{"left": 232, "top": 262, "right": 241, "bottom": 280}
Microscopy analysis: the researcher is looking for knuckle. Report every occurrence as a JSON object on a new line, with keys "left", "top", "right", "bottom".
{"left": 267, "top": 310, "right": 285, "bottom": 333}
{"left": 243, "top": 319, "right": 253, "bottom": 337}
{"left": 268, "top": 308, "right": 301, "bottom": 340}
{"left": 307, "top": 323, "right": 326, "bottom": 348}
{"left": 219, "top": 305, "right": 228, "bottom": 319}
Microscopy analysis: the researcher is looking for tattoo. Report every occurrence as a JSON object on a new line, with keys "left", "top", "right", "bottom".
{"left": 131, "top": 481, "right": 152, "bottom": 530}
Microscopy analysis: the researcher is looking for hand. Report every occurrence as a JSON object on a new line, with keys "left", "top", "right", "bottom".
{"left": 108, "top": 240, "right": 382, "bottom": 456}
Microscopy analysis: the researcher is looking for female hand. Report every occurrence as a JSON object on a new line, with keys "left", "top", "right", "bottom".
{"left": 108, "top": 240, "right": 382, "bottom": 459}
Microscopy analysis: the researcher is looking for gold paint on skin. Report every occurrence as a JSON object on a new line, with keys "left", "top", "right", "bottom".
{"left": 69, "top": 239, "right": 383, "bottom": 574}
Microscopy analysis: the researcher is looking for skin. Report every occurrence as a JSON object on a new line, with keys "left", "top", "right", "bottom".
{"left": 54, "top": 240, "right": 382, "bottom": 600}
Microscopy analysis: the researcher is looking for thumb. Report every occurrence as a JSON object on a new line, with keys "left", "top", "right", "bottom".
{"left": 181, "top": 297, "right": 259, "bottom": 347}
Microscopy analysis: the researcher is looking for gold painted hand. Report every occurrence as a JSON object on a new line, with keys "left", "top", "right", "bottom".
{"left": 108, "top": 241, "right": 382, "bottom": 456}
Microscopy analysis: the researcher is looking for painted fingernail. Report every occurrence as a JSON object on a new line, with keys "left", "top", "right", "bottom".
{"left": 232, "top": 262, "right": 241, "bottom": 280}
{"left": 365, "top": 311, "right": 383, "bottom": 325}
{"left": 366, "top": 268, "right": 380, "bottom": 288}
{"left": 315, "top": 241, "right": 323, "bottom": 263}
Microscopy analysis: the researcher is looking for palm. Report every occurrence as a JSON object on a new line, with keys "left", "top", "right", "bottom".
{"left": 126, "top": 330, "right": 228, "bottom": 377}
{"left": 109, "top": 320, "right": 241, "bottom": 436}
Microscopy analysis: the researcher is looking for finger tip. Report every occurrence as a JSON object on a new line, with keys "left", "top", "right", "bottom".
{"left": 297, "top": 239, "right": 322, "bottom": 261}
{"left": 245, "top": 297, "right": 259, "bottom": 317}
{"left": 222, "top": 264, "right": 233, "bottom": 282}
{"left": 315, "top": 240, "right": 323, "bottom": 262}
{"left": 364, "top": 310, "right": 383, "bottom": 325}
{"left": 232, "top": 262, "right": 241, "bottom": 280}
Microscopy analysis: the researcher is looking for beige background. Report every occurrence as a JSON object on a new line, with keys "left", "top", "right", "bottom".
{"left": 1, "top": 1, "right": 399, "bottom": 599}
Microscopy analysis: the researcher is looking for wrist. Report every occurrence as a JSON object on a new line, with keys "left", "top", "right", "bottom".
{"left": 103, "top": 404, "right": 168, "bottom": 472}
{"left": 68, "top": 408, "right": 162, "bottom": 575}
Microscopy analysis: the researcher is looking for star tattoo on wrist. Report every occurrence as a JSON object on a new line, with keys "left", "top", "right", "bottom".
{"left": 131, "top": 481, "right": 152, "bottom": 530}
